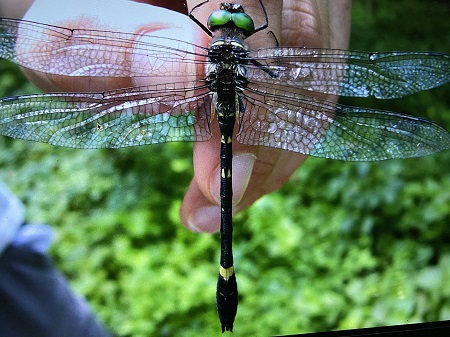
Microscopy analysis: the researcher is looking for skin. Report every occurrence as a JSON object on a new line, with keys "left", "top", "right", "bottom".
{"left": 0, "top": 0, "right": 352, "bottom": 232}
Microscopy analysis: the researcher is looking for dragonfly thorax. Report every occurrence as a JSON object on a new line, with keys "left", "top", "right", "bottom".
{"left": 206, "top": 38, "right": 249, "bottom": 93}
{"left": 208, "top": 36, "right": 249, "bottom": 61}
{"left": 206, "top": 26, "right": 249, "bottom": 122}
{"left": 207, "top": 62, "right": 247, "bottom": 91}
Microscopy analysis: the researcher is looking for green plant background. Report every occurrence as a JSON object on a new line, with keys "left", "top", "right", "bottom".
{"left": 1, "top": 0, "right": 449, "bottom": 336}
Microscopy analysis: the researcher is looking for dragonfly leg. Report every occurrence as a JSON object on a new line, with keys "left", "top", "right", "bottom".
{"left": 253, "top": 0, "right": 269, "bottom": 33}
{"left": 188, "top": 0, "right": 213, "bottom": 37}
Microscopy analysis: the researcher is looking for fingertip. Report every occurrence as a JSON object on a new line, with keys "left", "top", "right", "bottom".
{"left": 185, "top": 152, "right": 256, "bottom": 233}
{"left": 180, "top": 178, "right": 221, "bottom": 233}
{"left": 186, "top": 205, "right": 221, "bottom": 233}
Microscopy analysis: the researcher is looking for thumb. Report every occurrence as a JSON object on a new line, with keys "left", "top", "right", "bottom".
{"left": 18, "top": 0, "right": 204, "bottom": 92}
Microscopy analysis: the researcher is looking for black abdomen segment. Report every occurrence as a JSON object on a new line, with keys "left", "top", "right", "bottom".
{"left": 216, "top": 95, "right": 238, "bottom": 332}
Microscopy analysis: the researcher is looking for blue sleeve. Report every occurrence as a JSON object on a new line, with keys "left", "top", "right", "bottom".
{"left": 0, "top": 181, "right": 25, "bottom": 255}
{"left": 0, "top": 182, "right": 112, "bottom": 337}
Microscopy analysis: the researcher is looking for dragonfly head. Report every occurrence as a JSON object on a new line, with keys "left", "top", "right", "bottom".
{"left": 207, "top": 3, "right": 255, "bottom": 37}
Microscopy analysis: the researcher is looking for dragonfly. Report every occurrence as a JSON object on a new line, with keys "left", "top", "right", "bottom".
{"left": 1, "top": 0, "right": 449, "bottom": 332}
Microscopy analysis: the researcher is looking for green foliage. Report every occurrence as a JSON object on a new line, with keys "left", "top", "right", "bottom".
{"left": 0, "top": 0, "right": 449, "bottom": 336}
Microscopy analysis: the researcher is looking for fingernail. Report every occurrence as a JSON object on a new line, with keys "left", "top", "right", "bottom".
{"left": 187, "top": 206, "right": 221, "bottom": 233}
{"left": 210, "top": 153, "right": 257, "bottom": 205}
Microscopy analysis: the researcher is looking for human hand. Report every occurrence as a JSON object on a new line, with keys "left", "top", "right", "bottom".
{"left": 1, "top": 0, "right": 351, "bottom": 233}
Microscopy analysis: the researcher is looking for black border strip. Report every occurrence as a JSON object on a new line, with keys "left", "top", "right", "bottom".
{"left": 274, "top": 320, "right": 450, "bottom": 336}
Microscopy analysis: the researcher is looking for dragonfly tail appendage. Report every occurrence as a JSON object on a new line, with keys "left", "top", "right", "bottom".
{"left": 216, "top": 266, "right": 238, "bottom": 332}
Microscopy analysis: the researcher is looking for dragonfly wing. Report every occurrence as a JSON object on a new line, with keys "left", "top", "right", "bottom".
{"left": 0, "top": 18, "right": 207, "bottom": 78}
{"left": 239, "top": 84, "right": 450, "bottom": 161}
{"left": 246, "top": 48, "right": 450, "bottom": 99}
{"left": 0, "top": 82, "right": 211, "bottom": 148}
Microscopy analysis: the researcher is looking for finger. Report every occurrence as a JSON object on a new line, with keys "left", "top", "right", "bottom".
{"left": 185, "top": 122, "right": 259, "bottom": 232}
{"left": 180, "top": 1, "right": 352, "bottom": 232}
{"left": 18, "top": 0, "right": 205, "bottom": 92}
{"left": 281, "top": 0, "right": 352, "bottom": 49}
{"left": 327, "top": 0, "right": 352, "bottom": 49}
{"left": 0, "top": 0, "right": 33, "bottom": 19}
{"left": 233, "top": 148, "right": 307, "bottom": 212}
{"left": 180, "top": 177, "right": 221, "bottom": 233}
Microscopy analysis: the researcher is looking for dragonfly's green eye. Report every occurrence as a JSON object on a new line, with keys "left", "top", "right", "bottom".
{"left": 207, "top": 9, "right": 255, "bottom": 36}
{"left": 207, "top": 10, "right": 232, "bottom": 31}
{"left": 231, "top": 12, "right": 254, "bottom": 35}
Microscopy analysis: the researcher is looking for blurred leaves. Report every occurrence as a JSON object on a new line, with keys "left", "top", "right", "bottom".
{"left": 1, "top": 0, "right": 450, "bottom": 336}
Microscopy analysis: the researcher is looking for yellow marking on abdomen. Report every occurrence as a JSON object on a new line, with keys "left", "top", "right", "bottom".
{"left": 221, "top": 168, "right": 231, "bottom": 178}
{"left": 221, "top": 135, "right": 232, "bottom": 144}
{"left": 220, "top": 266, "right": 235, "bottom": 280}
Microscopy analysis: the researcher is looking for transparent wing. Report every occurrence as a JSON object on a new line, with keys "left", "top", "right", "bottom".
{"left": 239, "top": 83, "right": 450, "bottom": 161}
{"left": 2, "top": 18, "right": 448, "bottom": 98}
{"left": 0, "top": 17, "right": 208, "bottom": 77}
{"left": 0, "top": 82, "right": 212, "bottom": 148}
{"left": 246, "top": 48, "right": 450, "bottom": 99}
{"left": 1, "top": 18, "right": 449, "bottom": 158}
